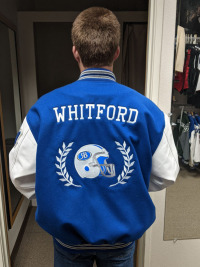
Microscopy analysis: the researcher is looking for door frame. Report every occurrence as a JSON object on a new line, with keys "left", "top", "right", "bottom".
{"left": 144, "top": 0, "right": 177, "bottom": 266}
{"left": 0, "top": 153, "right": 11, "bottom": 267}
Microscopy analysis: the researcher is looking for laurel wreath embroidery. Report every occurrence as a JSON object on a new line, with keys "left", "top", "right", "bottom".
{"left": 109, "top": 141, "right": 135, "bottom": 187}
{"left": 55, "top": 142, "right": 81, "bottom": 187}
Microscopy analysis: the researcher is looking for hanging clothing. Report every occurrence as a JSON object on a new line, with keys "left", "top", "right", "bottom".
{"left": 173, "top": 116, "right": 183, "bottom": 157}
{"left": 179, "top": 113, "right": 190, "bottom": 162}
{"left": 173, "top": 72, "right": 184, "bottom": 92}
{"left": 183, "top": 49, "right": 191, "bottom": 91}
{"left": 187, "top": 49, "right": 199, "bottom": 96}
{"left": 195, "top": 53, "right": 200, "bottom": 92}
{"left": 173, "top": 112, "right": 190, "bottom": 162}
{"left": 175, "top": 25, "right": 186, "bottom": 73}
{"left": 174, "top": 46, "right": 200, "bottom": 97}
{"left": 173, "top": 49, "right": 191, "bottom": 92}
{"left": 173, "top": 111, "right": 200, "bottom": 168}
{"left": 193, "top": 115, "right": 200, "bottom": 163}
{"left": 188, "top": 114, "right": 196, "bottom": 167}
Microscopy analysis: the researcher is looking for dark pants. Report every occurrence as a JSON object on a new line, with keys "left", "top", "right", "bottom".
{"left": 53, "top": 240, "right": 136, "bottom": 267}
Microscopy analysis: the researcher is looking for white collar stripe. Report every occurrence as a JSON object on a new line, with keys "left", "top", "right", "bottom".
{"left": 78, "top": 75, "right": 115, "bottom": 81}
{"left": 81, "top": 69, "right": 115, "bottom": 77}
{"left": 79, "top": 69, "right": 116, "bottom": 81}
{"left": 81, "top": 72, "right": 115, "bottom": 78}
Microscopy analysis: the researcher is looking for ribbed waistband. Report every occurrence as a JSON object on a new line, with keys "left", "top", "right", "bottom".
{"left": 54, "top": 237, "right": 134, "bottom": 251}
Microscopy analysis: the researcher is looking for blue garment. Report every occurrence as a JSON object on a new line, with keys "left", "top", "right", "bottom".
{"left": 194, "top": 114, "right": 200, "bottom": 124}
{"left": 192, "top": 116, "right": 198, "bottom": 127}
{"left": 195, "top": 114, "right": 200, "bottom": 135}
{"left": 53, "top": 237, "right": 136, "bottom": 267}
{"left": 188, "top": 114, "right": 195, "bottom": 138}
{"left": 9, "top": 68, "right": 179, "bottom": 253}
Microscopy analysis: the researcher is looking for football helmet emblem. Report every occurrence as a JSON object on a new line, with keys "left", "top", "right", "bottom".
{"left": 74, "top": 144, "right": 115, "bottom": 179}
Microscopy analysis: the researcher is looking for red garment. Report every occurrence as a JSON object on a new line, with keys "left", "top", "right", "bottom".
{"left": 173, "top": 49, "right": 191, "bottom": 92}
{"left": 173, "top": 72, "right": 184, "bottom": 92}
{"left": 183, "top": 49, "right": 191, "bottom": 90}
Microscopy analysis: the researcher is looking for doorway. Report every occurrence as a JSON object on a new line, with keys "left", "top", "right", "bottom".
{"left": 0, "top": 1, "right": 180, "bottom": 267}
{"left": 14, "top": 11, "right": 148, "bottom": 267}
{"left": 33, "top": 21, "right": 147, "bottom": 98}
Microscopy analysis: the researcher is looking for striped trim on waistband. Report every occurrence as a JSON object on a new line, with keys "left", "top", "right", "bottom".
{"left": 55, "top": 238, "right": 133, "bottom": 250}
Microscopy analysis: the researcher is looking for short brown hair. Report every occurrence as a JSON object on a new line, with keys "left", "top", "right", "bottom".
{"left": 71, "top": 7, "right": 120, "bottom": 67}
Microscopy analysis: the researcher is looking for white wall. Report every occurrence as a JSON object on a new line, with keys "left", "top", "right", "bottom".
{"left": 145, "top": 0, "right": 200, "bottom": 266}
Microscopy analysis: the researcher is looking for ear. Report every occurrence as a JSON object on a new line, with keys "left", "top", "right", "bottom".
{"left": 113, "top": 46, "right": 120, "bottom": 62}
{"left": 72, "top": 46, "right": 81, "bottom": 63}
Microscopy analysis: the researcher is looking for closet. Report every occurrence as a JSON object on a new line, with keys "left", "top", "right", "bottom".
{"left": 172, "top": 35, "right": 200, "bottom": 170}
{"left": 164, "top": 0, "right": 200, "bottom": 241}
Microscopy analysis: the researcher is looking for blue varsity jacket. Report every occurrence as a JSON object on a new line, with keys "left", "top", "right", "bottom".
{"left": 9, "top": 68, "right": 179, "bottom": 252}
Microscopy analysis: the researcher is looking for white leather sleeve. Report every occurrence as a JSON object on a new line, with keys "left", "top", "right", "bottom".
{"left": 9, "top": 117, "right": 37, "bottom": 200}
{"left": 148, "top": 113, "right": 180, "bottom": 192}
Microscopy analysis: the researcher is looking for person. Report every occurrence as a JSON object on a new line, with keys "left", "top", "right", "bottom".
{"left": 9, "top": 7, "right": 180, "bottom": 267}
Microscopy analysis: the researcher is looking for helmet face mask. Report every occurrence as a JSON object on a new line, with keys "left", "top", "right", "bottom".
{"left": 99, "top": 163, "right": 116, "bottom": 177}
{"left": 91, "top": 160, "right": 116, "bottom": 178}
{"left": 74, "top": 144, "right": 116, "bottom": 179}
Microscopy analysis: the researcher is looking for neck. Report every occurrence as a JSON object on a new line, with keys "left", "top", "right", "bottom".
{"left": 79, "top": 63, "right": 114, "bottom": 73}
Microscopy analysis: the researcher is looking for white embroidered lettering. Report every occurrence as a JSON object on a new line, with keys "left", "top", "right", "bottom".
{"left": 80, "top": 104, "right": 84, "bottom": 120}
{"left": 107, "top": 105, "right": 116, "bottom": 120}
{"left": 116, "top": 106, "right": 127, "bottom": 122}
{"left": 127, "top": 108, "right": 138, "bottom": 124}
{"left": 68, "top": 105, "right": 78, "bottom": 120}
{"left": 86, "top": 104, "right": 95, "bottom": 119}
{"left": 96, "top": 104, "right": 105, "bottom": 119}
{"left": 52, "top": 104, "right": 138, "bottom": 124}
{"left": 53, "top": 106, "right": 66, "bottom": 123}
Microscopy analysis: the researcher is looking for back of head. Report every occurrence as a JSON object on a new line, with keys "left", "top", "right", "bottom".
{"left": 71, "top": 7, "right": 120, "bottom": 67}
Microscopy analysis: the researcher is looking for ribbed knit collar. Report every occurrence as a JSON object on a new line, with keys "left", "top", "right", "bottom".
{"left": 78, "top": 68, "right": 116, "bottom": 82}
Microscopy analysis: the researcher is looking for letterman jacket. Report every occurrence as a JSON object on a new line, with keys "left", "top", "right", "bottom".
{"left": 9, "top": 68, "right": 179, "bottom": 252}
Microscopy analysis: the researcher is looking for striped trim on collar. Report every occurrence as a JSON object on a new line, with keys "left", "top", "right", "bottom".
{"left": 78, "top": 68, "right": 116, "bottom": 82}
{"left": 55, "top": 237, "right": 133, "bottom": 250}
